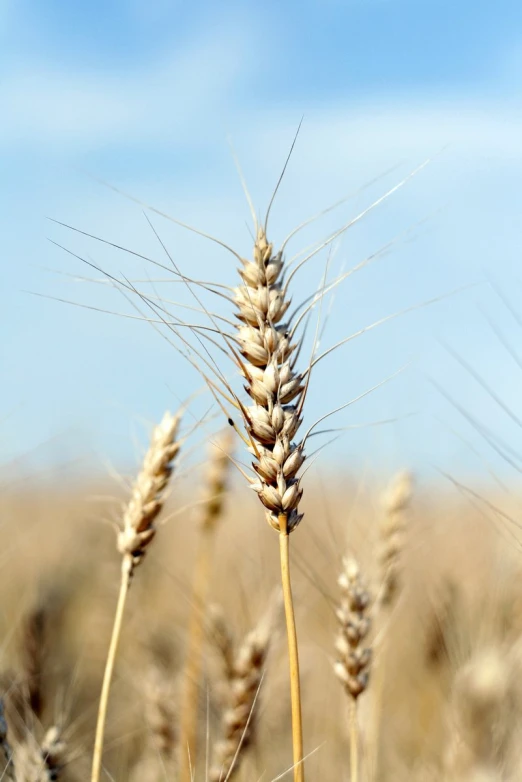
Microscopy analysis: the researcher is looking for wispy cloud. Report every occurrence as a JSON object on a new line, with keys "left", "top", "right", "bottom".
{"left": 1, "top": 20, "right": 251, "bottom": 149}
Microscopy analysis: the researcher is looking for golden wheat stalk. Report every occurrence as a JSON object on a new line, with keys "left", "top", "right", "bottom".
{"left": 178, "top": 430, "right": 233, "bottom": 782}
{"left": 378, "top": 470, "right": 413, "bottom": 609}
{"left": 334, "top": 557, "right": 372, "bottom": 782}
{"left": 129, "top": 660, "right": 178, "bottom": 782}
{"left": 90, "top": 410, "right": 182, "bottom": 782}
{"left": 229, "top": 224, "right": 307, "bottom": 782}
{"left": 367, "top": 470, "right": 413, "bottom": 780}
{"left": 209, "top": 596, "right": 279, "bottom": 782}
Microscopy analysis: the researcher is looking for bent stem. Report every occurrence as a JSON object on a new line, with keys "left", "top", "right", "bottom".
{"left": 278, "top": 513, "right": 305, "bottom": 782}
{"left": 91, "top": 556, "right": 132, "bottom": 782}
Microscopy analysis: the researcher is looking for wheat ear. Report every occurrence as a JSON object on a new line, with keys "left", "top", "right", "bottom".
{"left": 39, "top": 726, "right": 67, "bottom": 781}
{"left": 129, "top": 660, "right": 178, "bottom": 782}
{"left": 13, "top": 725, "right": 66, "bottom": 782}
{"left": 209, "top": 597, "right": 279, "bottom": 782}
{"left": 378, "top": 470, "right": 413, "bottom": 609}
{"left": 230, "top": 225, "right": 307, "bottom": 781}
{"left": 368, "top": 470, "right": 413, "bottom": 778}
{"left": 179, "top": 430, "right": 232, "bottom": 782}
{"left": 334, "top": 557, "right": 372, "bottom": 782}
{"left": 91, "top": 410, "right": 182, "bottom": 782}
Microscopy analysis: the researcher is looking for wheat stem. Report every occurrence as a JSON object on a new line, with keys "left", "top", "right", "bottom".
{"left": 179, "top": 433, "right": 232, "bottom": 781}
{"left": 279, "top": 513, "right": 304, "bottom": 782}
{"left": 349, "top": 699, "right": 359, "bottom": 782}
{"left": 91, "top": 555, "right": 132, "bottom": 782}
{"left": 179, "top": 527, "right": 214, "bottom": 782}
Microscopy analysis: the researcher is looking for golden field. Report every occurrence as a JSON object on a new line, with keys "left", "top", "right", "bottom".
{"left": 1, "top": 464, "right": 521, "bottom": 781}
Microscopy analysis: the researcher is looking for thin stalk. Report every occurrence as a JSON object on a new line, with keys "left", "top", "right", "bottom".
{"left": 278, "top": 513, "right": 304, "bottom": 782}
{"left": 349, "top": 700, "right": 359, "bottom": 782}
{"left": 91, "top": 555, "right": 132, "bottom": 782}
{"left": 367, "top": 646, "right": 386, "bottom": 782}
{"left": 179, "top": 527, "right": 214, "bottom": 782}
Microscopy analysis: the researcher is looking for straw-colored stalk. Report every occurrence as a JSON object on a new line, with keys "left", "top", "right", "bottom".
{"left": 230, "top": 226, "right": 306, "bottom": 781}
{"left": 91, "top": 411, "right": 182, "bottom": 782}
{"left": 334, "top": 557, "right": 372, "bottom": 782}
{"left": 369, "top": 470, "right": 413, "bottom": 778}
{"left": 179, "top": 431, "right": 232, "bottom": 782}
{"left": 209, "top": 597, "right": 278, "bottom": 782}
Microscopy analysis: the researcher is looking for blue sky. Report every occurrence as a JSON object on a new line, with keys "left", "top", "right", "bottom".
{"left": 2, "top": 0, "right": 522, "bottom": 487}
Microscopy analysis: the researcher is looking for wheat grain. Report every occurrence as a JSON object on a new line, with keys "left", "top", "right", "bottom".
{"left": 334, "top": 558, "right": 372, "bottom": 701}
{"left": 234, "top": 228, "right": 305, "bottom": 535}
{"left": 117, "top": 411, "right": 182, "bottom": 571}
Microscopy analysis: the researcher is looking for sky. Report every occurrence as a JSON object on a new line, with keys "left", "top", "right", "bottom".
{"left": 2, "top": 0, "right": 522, "bottom": 488}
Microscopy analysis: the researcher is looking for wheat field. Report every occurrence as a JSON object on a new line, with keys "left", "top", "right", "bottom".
{"left": 3, "top": 176, "right": 522, "bottom": 782}
{"left": 1, "top": 466, "right": 521, "bottom": 781}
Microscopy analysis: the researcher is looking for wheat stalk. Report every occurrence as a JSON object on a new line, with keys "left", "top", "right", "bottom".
{"left": 367, "top": 470, "right": 413, "bottom": 778}
{"left": 90, "top": 410, "right": 182, "bottom": 782}
{"left": 144, "top": 664, "right": 177, "bottom": 758}
{"left": 378, "top": 470, "right": 413, "bottom": 610}
{"left": 224, "top": 223, "right": 309, "bottom": 782}
{"left": 334, "top": 557, "right": 372, "bottom": 782}
{"left": 179, "top": 430, "right": 233, "bottom": 782}
{"left": 209, "top": 597, "right": 279, "bottom": 782}
{"left": 129, "top": 660, "right": 177, "bottom": 782}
